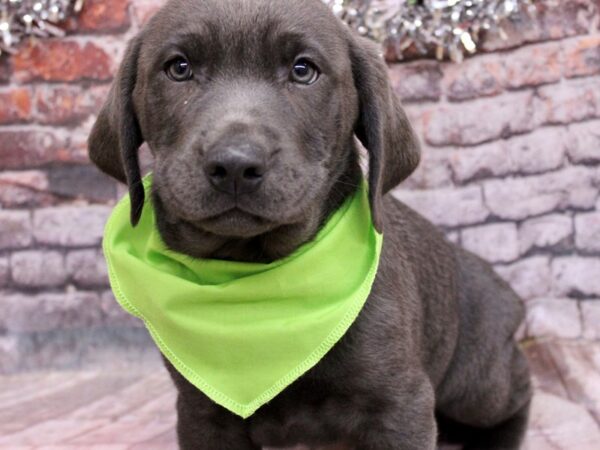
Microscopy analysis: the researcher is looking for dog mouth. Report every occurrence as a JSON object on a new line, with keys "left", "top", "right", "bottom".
{"left": 192, "top": 207, "right": 279, "bottom": 238}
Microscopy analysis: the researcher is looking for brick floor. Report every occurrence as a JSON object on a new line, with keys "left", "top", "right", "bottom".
{"left": 0, "top": 340, "right": 598, "bottom": 449}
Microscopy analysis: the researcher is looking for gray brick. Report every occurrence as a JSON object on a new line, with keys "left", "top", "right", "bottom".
{"left": 11, "top": 250, "right": 67, "bottom": 288}
{"left": 495, "top": 256, "right": 552, "bottom": 300}
{"left": 101, "top": 290, "right": 144, "bottom": 328}
{"left": 0, "top": 290, "right": 104, "bottom": 333}
{"left": 0, "top": 210, "right": 32, "bottom": 250}
{"left": 66, "top": 249, "right": 109, "bottom": 288}
{"left": 537, "top": 77, "right": 600, "bottom": 125}
{"left": 519, "top": 214, "right": 573, "bottom": 254}
{"left": 425, "top": 91, "right": 537, "bottom": 146}
{"left": 450, "top": 141, "right": 513, "bottom": 183}
{"left": 483, "top": 167, "right": 597, "bottom": 221}
{"left": 392, "top": 186, "right": 489, "bottom": 227}
{"left": 0, "top": 256, "right": 8, "bottom": 287}
{"left": 450, "top": 128, "right": 567, "bottom": 183}
{"left": 566, "top": 120, "right": 600, "bottom": 164}
{"left": 0, "top": 335, "right": 21, "bottom": 374}
{"left": 33, "top": 205, "right": 111, "bottom": 247}
{"left": 526, "top": 298, "right": 582, "bottom": 339}
{"left": 581, "top": 301, "right": 600, "bottom": 340}
{"left": 461, "top": 223, "right": 519, "bottom": 263}
{"left": 445, "top": 231, "right": 460, "bottom": 245}
{"left": 47, "top": 165, "right": 118, "bottom": 203}
{"left": 403, "top": 149, "right": 453, "bottom": 190}
{"left": 575, "top": 212, "right": 600, "bottom": 252}
{"left": 442, "top": 53, "right": 504, "bottom": 101}
{"left": 552, "top": 257, "right": 600, "bottom": 297}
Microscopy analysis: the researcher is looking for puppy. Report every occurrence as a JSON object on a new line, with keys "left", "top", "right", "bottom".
{"left": 89, "top": 0, "right": 532, "bottom": 448}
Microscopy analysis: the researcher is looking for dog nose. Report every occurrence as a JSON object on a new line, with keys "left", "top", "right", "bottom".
{"left": 204, "top": 145, "right": 266, "bottom": 195}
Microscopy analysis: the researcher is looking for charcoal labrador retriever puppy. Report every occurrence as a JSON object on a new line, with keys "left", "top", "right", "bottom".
{"left": 88, "top": 0, "right": 532, "bottom": 448}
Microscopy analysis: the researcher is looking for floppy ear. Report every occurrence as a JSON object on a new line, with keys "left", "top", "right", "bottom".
{"left": 88, "top": 37, "right": 145, "bottom": 226}
{"left": 349, "top": 35, "right": 421, "bottom": 232}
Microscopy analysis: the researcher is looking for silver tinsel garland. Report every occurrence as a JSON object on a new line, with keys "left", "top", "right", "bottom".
{"left": 323, "top": 0, "right": 537, "bottom": 62}
{"left": 0, "top": 0, "right": 536, "bottom": 63}
{"left": 0, "top": 0, "right": 84, "bottom": 55}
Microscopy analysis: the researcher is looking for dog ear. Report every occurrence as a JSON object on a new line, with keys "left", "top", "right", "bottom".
{"left": 349, "top": 35, "right": 421, "bottom": 232}
{"left": 88, "top": 37, "right": 145, "bottom": 226}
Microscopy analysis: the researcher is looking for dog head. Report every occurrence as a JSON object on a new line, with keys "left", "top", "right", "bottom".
{"left": 89, "top": 0, "right": 420, "bottom": 260}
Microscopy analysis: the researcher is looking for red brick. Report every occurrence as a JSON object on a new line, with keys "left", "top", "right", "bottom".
{"left": 481, "top": 0, "right": 597, "bottom": 52}
{"left": 389, "top": 61, "right": 442, "bottom": 103}
{"left": 0, "top": 56, "right": 9, "bottom": 83}
{"left": 444, "top": 42, "right": 563, "bottom": 100}
{"left": 6, "top": 170, "right": 50, "bottom": 191}
{"left": 0, "top": 88, "right": 32, "bottom": 124}
{"left": 0, "top": 130, "right": 67, "bottom": 169}
{"left": 0, "top": 170, "right": 55, "bottom": 208}
{"left": 0, "top": 184, "right": 55, "bottom": 208}
{"left": 13, "top": 41, "right": 113, "bottom": 83}
{"left": 0, "top": 128, "right": 89, "bottom": 169}
{"left": 504, "top": 43, "right": 562, "bottom": 89}
{"left": 564, "top": 35, "right": 600, "bottom": 78}
{"left": 70, "top": 0, "right": 132, "bottom": 33}
{"left": 35, "top": 85, "right": 109, "bottom": 126}
{"left": 69, "top": 130, "right": 96, "bottom": 164}
{"left": 133, "top": 0, "right": 166, "bottom": 26}
{"left": 443, "top": 54, "right": 505, "bottom": 101}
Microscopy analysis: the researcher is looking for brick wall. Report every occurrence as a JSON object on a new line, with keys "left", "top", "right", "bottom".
{"left": 0, "top": 0, "right": 598, "bottom": 373}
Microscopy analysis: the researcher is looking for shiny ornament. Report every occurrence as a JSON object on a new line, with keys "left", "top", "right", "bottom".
{"left": 0, "top": 0, "right": 84, "bottom": 55}
{"left": 322, "top": 0, "right": 538, "bottom": 62}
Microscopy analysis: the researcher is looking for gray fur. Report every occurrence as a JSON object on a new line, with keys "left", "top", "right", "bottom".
{"left": 88, "top": 0, "right": 531, "bottom": 448}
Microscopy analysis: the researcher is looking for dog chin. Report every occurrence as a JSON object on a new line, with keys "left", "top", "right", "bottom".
{"left": 195, "top": 209, "right": 279, "bottom": 238}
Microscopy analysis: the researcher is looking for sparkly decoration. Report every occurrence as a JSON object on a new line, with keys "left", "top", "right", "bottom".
{"left": 0, "top": 0, "right": 84, "bottom": 55}
{"left": 322, "top": 0, "right": 538, "bottom": 62}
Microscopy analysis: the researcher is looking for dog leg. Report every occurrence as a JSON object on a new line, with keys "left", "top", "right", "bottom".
{"left": 163, "top": 358, "right": 258, "bottom": 449}
{"left": 353, "top": 378, "right": 437, "bottom": 450}
{"left": 175, "top": 392, "right": 259, "bottom": 450}
{"left": 437, "top": 340, "right": 532, "bottom": 450}
{"left": 462, "top": 399, "right": 531, "bottom": 450}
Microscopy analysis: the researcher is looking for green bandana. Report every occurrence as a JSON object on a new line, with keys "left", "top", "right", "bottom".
{"left": 103, "top": 176, "right": 383, "bottom": 418}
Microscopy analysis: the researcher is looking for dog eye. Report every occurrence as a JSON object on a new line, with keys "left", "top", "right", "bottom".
{"left": 290, "top": 59, "right": 319, "bottom": 85}
{"left": 166, "top": 57, "right": 193, "bottom": 82}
